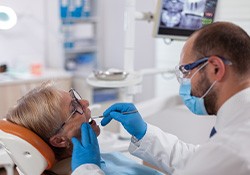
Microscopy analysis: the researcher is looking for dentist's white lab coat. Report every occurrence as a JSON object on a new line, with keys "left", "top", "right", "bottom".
{"left": 72, "top": 88, "right": 250, "bottom": 175}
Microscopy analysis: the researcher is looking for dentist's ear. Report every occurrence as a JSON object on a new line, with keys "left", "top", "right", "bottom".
{"left": 208, "top": 56, "right": 226, "bottom": 81}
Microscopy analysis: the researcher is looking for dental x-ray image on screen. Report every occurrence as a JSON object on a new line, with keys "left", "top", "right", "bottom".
{"left": 153, "top": 0, "right": 218, "bottom": 40}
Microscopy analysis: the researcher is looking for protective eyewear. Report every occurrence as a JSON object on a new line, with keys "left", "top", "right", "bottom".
{"left": 175, "top": 56, "right": 232, "bottom": 83}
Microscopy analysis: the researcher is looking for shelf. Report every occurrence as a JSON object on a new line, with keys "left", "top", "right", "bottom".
{"left": 61, "top": 17, "right": 98, "bottom": 24}
{"left": 60, "top": 1, "right": 99, "bottom": 72}
{"left": 65, "top": 45, "right": 97, "bottom": 54}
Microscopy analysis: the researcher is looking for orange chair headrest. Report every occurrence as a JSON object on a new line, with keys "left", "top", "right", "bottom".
{"left": 0, "top": 119, "right": 55, "bottom": 169}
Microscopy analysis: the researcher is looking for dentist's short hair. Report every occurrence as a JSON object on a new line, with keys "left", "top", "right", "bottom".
{"left": 192, "top": 21, "right": 250, "bottom": 76}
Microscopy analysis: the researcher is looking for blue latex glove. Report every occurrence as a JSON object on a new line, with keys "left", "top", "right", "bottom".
{"left": 101, "top": 103, "right": 147, "bottom": 140}
{"left": 71, "top": 123, "right": 101, "bottom": 171}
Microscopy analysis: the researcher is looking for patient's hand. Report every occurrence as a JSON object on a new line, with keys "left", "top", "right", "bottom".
{"left": 71, "top": 123, "right": 101, "bottom": 171}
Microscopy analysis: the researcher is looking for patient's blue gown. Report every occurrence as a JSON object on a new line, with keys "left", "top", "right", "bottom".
{"left": 100, "top": 152, "right": 163, "bottom": 175}
{"left": 50, "top": 152, "right": 164, "bottom": 175}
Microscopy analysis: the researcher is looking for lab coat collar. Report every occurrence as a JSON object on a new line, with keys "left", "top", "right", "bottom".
{"left": 215, "top": 87, "right": 250, "bottom": 133}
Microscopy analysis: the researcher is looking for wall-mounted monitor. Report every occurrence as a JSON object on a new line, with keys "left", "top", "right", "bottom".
{"left": 153, "top": 0, "right": 218, "bottom": 40}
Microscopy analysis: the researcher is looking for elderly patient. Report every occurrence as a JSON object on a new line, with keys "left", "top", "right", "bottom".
{"left": 3, "top": 82, "right": 163, "bottom": 175}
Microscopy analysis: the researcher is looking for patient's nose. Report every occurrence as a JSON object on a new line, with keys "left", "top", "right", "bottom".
{"left": 80, "top": 99, "right": 89, "bottom": 107}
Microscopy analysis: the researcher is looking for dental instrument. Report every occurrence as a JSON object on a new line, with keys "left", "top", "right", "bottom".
{"left": 89, "top": 110, "right": 138, "bottom": 124}
{"left": 92, "top": 110, "right": 138, "bottom": 120}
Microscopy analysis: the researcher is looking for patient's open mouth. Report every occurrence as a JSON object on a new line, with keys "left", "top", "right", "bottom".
{"left": 89, "top": 118, "right": 98, "bottom": 128}
{"left": 88, "top": 119, "right": 100, "bottom": 136}
{"left": 89, "top": 118, "right": 94, "bottom": 124}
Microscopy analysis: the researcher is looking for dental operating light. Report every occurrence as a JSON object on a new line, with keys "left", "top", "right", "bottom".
{"left": 0, "top": 5, "right": 17, "bottom": 30}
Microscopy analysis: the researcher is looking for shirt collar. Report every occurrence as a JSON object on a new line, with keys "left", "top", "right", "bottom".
{"left": 215, "top": 87, "right": 250, "bottom": 132}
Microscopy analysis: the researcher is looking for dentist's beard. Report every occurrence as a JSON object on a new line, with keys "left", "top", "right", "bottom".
{"left": 195, "top": 74, "right": 218, "bottom": 115}
{"left": 202, "top": 77, "right": 218, "bottom": 115}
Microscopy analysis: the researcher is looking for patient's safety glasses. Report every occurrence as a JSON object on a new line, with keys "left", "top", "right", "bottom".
{"left": 175, "top": 56, "right": 232, "bottom": 83}
{"left": 58, "top": 88, "right": 84, "bottom": 131}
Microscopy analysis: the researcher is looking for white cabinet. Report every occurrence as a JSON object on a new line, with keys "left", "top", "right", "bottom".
{"left": 0, "top": 70, "right": 72, "bottom": 118}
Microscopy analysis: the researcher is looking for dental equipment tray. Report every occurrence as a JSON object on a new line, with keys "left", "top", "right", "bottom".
{"left": 94, "top": 69, "right": 129, "bottom": 81}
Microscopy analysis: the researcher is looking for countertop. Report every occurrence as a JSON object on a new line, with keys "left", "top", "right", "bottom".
{"left": 0, "top": 69, "right": 73, "bottom": 86}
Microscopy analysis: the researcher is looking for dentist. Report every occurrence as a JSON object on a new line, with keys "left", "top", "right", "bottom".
{"left": 71, "top": 21, "right": 250, "bottom": 175}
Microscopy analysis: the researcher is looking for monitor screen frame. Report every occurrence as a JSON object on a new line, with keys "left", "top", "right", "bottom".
{"left": 153, "top": 0, "right": 218, "bottom": 40}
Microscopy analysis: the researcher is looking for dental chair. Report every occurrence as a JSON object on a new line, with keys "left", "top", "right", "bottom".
{"left": 0, "top": 119, "right": 55, "bottom": 175}
{"left": 0, "top": 146, "right": 14, "bottom": 175}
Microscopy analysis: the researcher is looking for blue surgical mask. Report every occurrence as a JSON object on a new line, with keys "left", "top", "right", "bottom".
{"left": 179, "top": 63, "right": 217, "bottom": 115}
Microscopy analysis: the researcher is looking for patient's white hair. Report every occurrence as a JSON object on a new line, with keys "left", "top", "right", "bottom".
{"left": 5, "top": 81, "right": 67, "bottom": 159}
